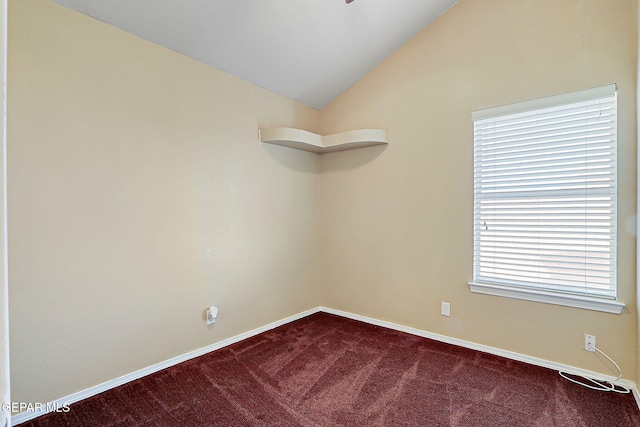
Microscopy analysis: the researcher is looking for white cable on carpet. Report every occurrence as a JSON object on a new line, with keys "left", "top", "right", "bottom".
{"left": 559, "top": 346, "right": 630, "bottom": 394}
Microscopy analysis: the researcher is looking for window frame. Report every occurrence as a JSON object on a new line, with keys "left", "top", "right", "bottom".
{"left": 468, "top": 85, "right": 624, "bottom": 314}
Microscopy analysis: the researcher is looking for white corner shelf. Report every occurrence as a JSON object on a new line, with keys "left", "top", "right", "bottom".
{"left": 259, "top": 127, "right": 388, "bottom": 154}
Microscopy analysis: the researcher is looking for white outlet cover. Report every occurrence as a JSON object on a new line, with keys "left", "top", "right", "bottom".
{"left": 584, "top": 334, "right": 596, "bottom": 351}
{"left": 206, "top": 306, "right": 219, "bottom": 325}
{"left": 441, "top": 302, "right": 451, "bottom": 317}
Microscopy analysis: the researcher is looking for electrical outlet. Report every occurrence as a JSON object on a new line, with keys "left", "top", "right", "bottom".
{"left": 206, "top": 306, "right": 219, "bottom": 326}
{"left": 441, "top": 302, "right": 450, "bottom": 317}
{"left": 207, "top": 311, "right": 216, "bottom": 325}
{"left": 584, "top": 334, "right": 596, "bottom": 352}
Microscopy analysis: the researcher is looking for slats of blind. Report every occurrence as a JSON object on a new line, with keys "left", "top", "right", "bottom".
{"left": 473, "top": 86, "right": 617, "bottom": 299}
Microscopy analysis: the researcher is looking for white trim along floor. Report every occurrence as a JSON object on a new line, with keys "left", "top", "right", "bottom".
{"left": 12, "top": 306, "right": 640, "bottom": 425}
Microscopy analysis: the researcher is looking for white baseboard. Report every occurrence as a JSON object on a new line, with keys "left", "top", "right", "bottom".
{"left": 12, "top": 307, "right": 320, "bottom": 425}
{"left": 12, "top": 305, "right": 639, "bottom": 424}
{"left": 319, "top": 306, "right": 639, "bottom": 400}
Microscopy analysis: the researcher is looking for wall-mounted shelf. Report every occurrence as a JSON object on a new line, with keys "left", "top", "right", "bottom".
{"left": 259, "top": 127, "right": 388, "bottom": 154}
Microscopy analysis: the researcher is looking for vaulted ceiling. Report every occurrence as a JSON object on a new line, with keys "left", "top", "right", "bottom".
{"left": 52, "top": 0, "right": 459, "bottom": 109}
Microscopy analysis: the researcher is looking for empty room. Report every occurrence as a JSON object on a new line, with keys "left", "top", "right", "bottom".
{"left": 2, "top": 0, "right": 640, "bottom": 425}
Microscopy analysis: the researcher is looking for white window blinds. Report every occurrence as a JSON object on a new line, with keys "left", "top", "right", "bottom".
{"left": 472, "top": 85, "right": 617, "bottom": 300}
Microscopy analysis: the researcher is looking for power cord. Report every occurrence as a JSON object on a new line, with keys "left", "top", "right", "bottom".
{"left": 559, "top": 345, "right": 631, "bottom": 394}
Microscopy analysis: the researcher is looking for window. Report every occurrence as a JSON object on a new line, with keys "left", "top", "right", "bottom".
{"left": 469, "top": 85, "right": 623, "bottom": 314}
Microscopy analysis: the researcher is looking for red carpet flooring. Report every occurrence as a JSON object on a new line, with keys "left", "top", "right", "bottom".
{"left": 22, "top": 312, "right": 640, "bottom": 426}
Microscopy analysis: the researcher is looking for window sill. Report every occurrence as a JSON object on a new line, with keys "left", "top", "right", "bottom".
{"left": 468, "top": 282, "right": 625, "bottom": 314}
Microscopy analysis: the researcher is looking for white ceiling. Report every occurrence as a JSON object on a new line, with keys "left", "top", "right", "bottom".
{"left": 52, "top": 0, "right": 458, "bottom": 109}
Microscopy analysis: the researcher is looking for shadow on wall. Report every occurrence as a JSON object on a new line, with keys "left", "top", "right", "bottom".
{"left": 262, "top": 143, "right": 321, "bottom": 173}
{"left": 318, "top": 144, "right": 387, "bottom": 173}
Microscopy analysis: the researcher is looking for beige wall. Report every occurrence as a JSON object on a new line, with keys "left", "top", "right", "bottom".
{"left": 636, "top": 0, "right": 640, "bottom": 389}
{"left": 319, "top": 0, "right": 638, "bottom": 379}
{"left": 9, "top": 0, "right": 320, "bottom": 405}
{"left": 0, "top": 0, "right": 7, "bottom": 424}
{"left": 9, "top": 0, "right": 639, "bottom": 410}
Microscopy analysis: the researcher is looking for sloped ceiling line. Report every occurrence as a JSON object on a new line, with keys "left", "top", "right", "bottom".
{"left": 52, "top": 0, "right": 458, "bottom": 109}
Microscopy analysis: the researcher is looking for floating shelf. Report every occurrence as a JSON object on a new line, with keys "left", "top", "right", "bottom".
{"left": 259, "top": 127, "right": 388, "bottom": 154}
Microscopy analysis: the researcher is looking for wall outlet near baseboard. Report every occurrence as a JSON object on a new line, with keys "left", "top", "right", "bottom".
{"left": 206, "top": 306, "right": 219, "bottom": 325}
{"left": 441, "top": 302, "right": 451, "bottom": 317}
{"left": 584, "top": 334, "right": 596, "bottom": 352}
